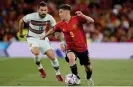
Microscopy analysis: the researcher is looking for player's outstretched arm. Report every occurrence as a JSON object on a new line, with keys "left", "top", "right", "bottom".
{"left": 18, "top": 19, "right": 25, "bottom": 38}
{"left": 55, "top": 32, "right": 66, "bottom": 52}
{"left": 75, "top": 11, "right": 94, "bottom": 23}
{"left": 40, "top": 28, "right": 55, "bottom": 40}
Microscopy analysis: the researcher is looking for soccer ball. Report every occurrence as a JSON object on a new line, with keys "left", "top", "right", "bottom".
{"left": 65, "top": 74, "right": 77, "bottom": 86}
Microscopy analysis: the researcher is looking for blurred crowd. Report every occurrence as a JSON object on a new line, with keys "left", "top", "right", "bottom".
{"left": 0, "top": 0, "right": 133, "bottom": 42}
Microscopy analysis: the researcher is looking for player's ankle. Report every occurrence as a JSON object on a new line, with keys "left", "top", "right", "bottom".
{"left": 56, "top": 70, "right": 61, "bottom": 75}
{"left": 70, "top": 64, "right": 78, "bottom": 76}
{"left": 36, "top": 61, "right": 40, "bottom": 65}
{"left": 86, "top": 71, "right": 92, "bottom": 79}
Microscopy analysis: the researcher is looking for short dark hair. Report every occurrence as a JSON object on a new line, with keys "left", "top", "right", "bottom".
{"left": 58, "top": 4, "right": 71, "bottom": 11}
{"left": 37, "top": 1, "right": 47, "bottom": 9}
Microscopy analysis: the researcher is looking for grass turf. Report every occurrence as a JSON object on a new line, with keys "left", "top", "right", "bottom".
{"left": 0, "top": 57, "right": 133, "bottom": 86}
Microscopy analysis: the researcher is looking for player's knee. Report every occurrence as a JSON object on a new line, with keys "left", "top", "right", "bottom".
{"left": 67, "top": 55, "right": 76, "bottom": 64}
{"left": 50, "top": 56, "right": 55, "bottom": 60}
{"left": 34, "top": 52, "right": 40, "bottom": 55}
{"left": 31, "top": 47, "right": 40, "bottom": 55}
{"left": 68, "top": 58, "right": 75, "bottom": 64}
{"left": 46, "top": 49, "right": 56, "bottom": 60}
{"left": 67, "top": 52, "right": 76, "bottom": 64}
{"left": 65, "top": 56, "right": 75, "bottom": 64}
{"left": 48, "top": 56, "right": 55, "bottom": 61}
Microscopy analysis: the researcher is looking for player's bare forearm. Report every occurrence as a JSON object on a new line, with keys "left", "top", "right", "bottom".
{"left": 40, "top": 28, "right": 55, "bottom": 40}
{"left": 56, "top": 32, "right": 66, "bottom": 52}
{"left": 55, "top": 32, "right": 64, "bottom": 41}
{"left": 54, "top": 32, "right": 66, "bottom": 51}
{"left": 45, "top": 28, "right": 55, "bottom": 37}
{"left": 82, "top": 14, "right": 94, "bottom": 23}
{"left": 76, "top": 11, "right": 94, "bottom": 23}
{"left": 18, "top": 19, "right": 25, "bottom": 37}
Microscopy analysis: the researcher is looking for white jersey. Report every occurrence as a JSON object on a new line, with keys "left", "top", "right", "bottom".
{"left": 23, "top": 12, "right": 56, "bottom": 39}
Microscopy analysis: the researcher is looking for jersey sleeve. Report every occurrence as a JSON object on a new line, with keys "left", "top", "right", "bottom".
{"left": 53, "top": 22, "right": 61, "bottom": 32}
{"left": 77, "top": 16, "right": 87, "bottom": 24}
{"left": 22, "top": 14, "right": 32, "bottom": 23}
{"left": 49, "top": 15, "right": 56, "bottom": 27}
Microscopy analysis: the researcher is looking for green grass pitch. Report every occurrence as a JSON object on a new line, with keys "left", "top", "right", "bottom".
{"left": 0, "top": 57, "right": 133, "bottom": 86}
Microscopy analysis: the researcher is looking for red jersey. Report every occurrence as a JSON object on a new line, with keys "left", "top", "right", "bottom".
{"left": 53, "top": 16, "right": 87, "bottom": 52}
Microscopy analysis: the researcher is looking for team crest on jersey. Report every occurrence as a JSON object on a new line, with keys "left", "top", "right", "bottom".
{"left": 73, "top": 24, "right": 77, "bottom": 29}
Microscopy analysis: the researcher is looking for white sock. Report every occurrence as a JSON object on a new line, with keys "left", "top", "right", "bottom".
{"left": 37, "top": 63, "right": 43, "bottom": 69}
{"left": 34, "top": 55, "right": 43, "bottom": 69}
{"left": 50, "top": 58, "right": 61, "bottom": 75}
{"left": 88, "top": 78, "right": 95, "bottom": 85}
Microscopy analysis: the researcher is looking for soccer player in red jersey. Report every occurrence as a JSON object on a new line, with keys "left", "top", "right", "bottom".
{"left": 40, "top": 4, "right": 94, "bottom": 85}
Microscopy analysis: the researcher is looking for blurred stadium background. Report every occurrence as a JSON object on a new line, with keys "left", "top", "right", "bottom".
{"left": 0, "top": 0, "right": 133, "bottom": 86}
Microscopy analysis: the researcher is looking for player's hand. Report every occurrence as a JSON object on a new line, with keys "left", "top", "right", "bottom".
{"left": 40, "top": 35, "right": 45, "bottom": 40}
{"left": 75, "top": 11, "right": 83, "bottom": 16}
{"left": 60, "top": 42, "right": 66, "bottom": 52}
{"left": 19, "top": 34, "right": 25, "bottom": 38}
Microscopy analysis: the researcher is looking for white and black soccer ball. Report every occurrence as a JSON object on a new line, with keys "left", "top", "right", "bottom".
{"left": 65, "top": 74, "right": 77, "bottom": 86}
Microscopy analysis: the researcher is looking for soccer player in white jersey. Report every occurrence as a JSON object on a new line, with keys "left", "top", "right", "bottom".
{"left": 18, "top": 1, "right": 63, "bottom": 82}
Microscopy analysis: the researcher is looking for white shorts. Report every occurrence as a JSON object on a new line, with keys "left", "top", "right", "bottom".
{"left": 26, "top": 37, "right": 53, "bottom": 54}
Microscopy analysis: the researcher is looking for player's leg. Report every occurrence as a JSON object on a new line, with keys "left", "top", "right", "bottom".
{"left": 27, "top": 38, "right": 46, "bottom": 78}
{"left": 65, "top": 50, "right": 80, "bottom": 84}
{"left": 77, "top": 50, "right": 94, "bottom": 85}
{"left": 40, "top": 40, "right": 63, "bottom": 81}
{"left": 31, "top": 47, "right": 46, "bottom": 78}
{"left": 83, "top": 60, "right": 94, "bottom": 85}
{"left": 84, "top": 65, "right": 94, "bottom": 86}
{"left": 45, "top": 49, "right": 63, "bottom": 81}
{"left": 66, "top": 51, "right": 78, "bottom": 76}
